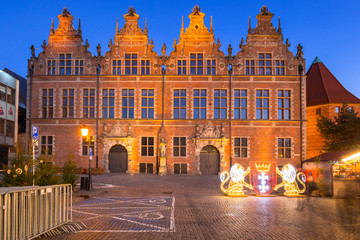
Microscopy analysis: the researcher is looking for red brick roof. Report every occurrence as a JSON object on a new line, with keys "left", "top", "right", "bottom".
{"left": 306, "top": 57, "right": 360, "bottom": 107}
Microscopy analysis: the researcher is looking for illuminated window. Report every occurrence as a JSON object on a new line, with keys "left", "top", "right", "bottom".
{"left": 59, "top": 54, "right": 71, "bottom": 75}
{"left": 245, "top": 60, "right": 255, "bottom": 75}
{"left": 112, "top": 60, "right": 121, "bottom": 75}
{"left": 177, "top": 60, "right": 186, "bottom": 75}
{"left": 122, "top": 89, "right": 134, "bottom": 118}
{"left": 82, "top": 136, "right": 94, "bottom": 156}
{"left": 102, "top": 89, "right": 115, "bottom": 118}
{"left": 278, "top": 90, "right": 291, "bottom": 120}
{"left": 141, "top": 59, "right": 150, "bottom": 75}
{"left": 141, "top": 137, "right": 154, "bottom": 156}
{"left": 173, "top": 137, "right": 186, "bottom": 157}
{"left": 335, "top": 106, "right": 340, "bottom": 113}
{"left": 47, "top": 60, "right": 56, "bottom": 75}
{"left": 125, "top": 53, "right": 137, "bottom": 75}
{"left": 41, "top": 136, "right": 53, "bottom": 155}
{"left": 83, "top": 88, "right": 95, "bottom": 118}
{"left": 75, "top": 60, "right": 84, "bottom": 75}
{"left": 190, "top": 53, "right": 203, "bottom": 75}
{"left": 62, "top": 89, "right": 74, "bottom": 118}
{"left": 42, "top": 89, "right": 53, "bottom": 118}
{"left": 207, "top": 59, "right": 216, "bottom": 75}
{"left": 214, "top": 89, "right": 227, "bottom": 119}
{"left": 278, "top": 138, "right": 291, "bottom": 158}
{"left": 194, "top": 89, "right": 206, "bottom": 119}
{"left": 174, "top": 163, "right": 187, "bottom": 174}
{"left": 256, "top": 90, "right": 269, "bottom": 119}
{"left": 234, "top": 138, "right": 248, "bottom": 158}
{"left": 258, "top": 53, "right": 272, "bottom": 75}
{"left": 141, "top": 89, "right": 154, "bottom": 118}
{"left": 174, "top": 89, "right": 186, "bottom": 119}
{"left": 234, "top": 89, "right": 247, "bottom": 119}
{"left": 275, "top": 60, "right": 285, "bottom": 75}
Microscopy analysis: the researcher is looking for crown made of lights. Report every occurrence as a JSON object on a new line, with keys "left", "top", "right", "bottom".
{"left": 255, "top": 163, "right": 271, "bottom": 172}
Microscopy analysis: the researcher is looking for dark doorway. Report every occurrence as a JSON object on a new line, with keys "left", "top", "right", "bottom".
{"left": 200, "top": 145, "right": 220, "bottom": 175}
{"left": 109, "top": 145, "right": 128, "bottom": 173}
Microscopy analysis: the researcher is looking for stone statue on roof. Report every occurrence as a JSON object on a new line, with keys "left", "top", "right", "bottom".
{"left": 128, "top": 7, "right": 136, "bottom": 16}
{"left": 296, "top": 43, "right": 304, "bottom": 60}
{"left": 260, "top": 6, "right": 269, "bottom": 15}
{"left": 162, "top": 43, "right": 166, "bottom": 57}
{"left": 30, "top": 45, "right": 35, "bottom": 57}
{"left": 193, "top": 5, "right": 201, "bottom": 15}
{"left": 96, "top": 43, "right": 101, "bottom": 56}
{"left": 227, "top": 44, "right": 233, "bottom": 57}
{"left": 62, "top": 8, "right": 71, "bottom": 17}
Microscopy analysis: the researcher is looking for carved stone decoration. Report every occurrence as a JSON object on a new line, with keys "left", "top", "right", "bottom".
{"left": 199, "top": 124, "right": 221, "bottom": 138}
{"left": 159, "top": 137, "right": 167, "bottom": 158}
{"left": 106, "top": 124, "right": 128, "bottom": 137}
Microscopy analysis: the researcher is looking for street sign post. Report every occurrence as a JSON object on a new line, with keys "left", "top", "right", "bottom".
{"left": 31, "top": 125, "right": 39, "bottom": 186}
{"left": 32, "top": 125, "right": 39, "bottom": 140}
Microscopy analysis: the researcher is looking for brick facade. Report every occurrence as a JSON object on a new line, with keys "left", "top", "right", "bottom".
{"left": 27, "top": 6, "right": 306, "bottom": 174}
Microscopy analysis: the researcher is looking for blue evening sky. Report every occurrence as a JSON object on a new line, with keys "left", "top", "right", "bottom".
{"left": 0, "top": 0, "right": 359, "bottom": 98}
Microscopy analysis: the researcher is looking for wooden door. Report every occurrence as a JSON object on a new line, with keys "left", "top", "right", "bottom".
{"left": 200, "top": 145, "right": 220, "bottom": 175}
{"left": 109, "top": 145, "right": 128, "bottom": 173}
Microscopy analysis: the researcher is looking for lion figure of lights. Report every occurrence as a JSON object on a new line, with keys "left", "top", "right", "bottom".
{"left": 220, "top": 163, "right": 253, "bottom": 197}
{"left": 274, "top": 164, "right": 306, "bottom": 197}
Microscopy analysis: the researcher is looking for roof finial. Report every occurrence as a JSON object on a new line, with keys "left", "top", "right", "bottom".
{"left": 210, "top": 16, "right": 213, "bottom": 34}
{"left": 144, "top": 18, "right": 148, "bottom": 34}
{"left": 116, "top": 17, "right": 119, "bottom": 34}
{"left": 248, "top": 16, "right": 252, "bottom": 34}
{"left": 278, "top": 16, "right": 282, "bottom": 34}
{"left": 50, "top": 18, "right": 54, "bottom": 35}
{"left": 78, "top": 18, "right": 82, "bottom": 35}
{"left": 181, "top": 16, "right": 184, "bottom": 34}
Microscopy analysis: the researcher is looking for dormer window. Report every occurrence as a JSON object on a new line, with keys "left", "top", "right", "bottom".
{"left": 141, "top": 60, "right": 150, "bottom": 75}
{"left": 245, "top": 60, "right": 255, "bottom": 75}
{"left": 178, "top": 60, "right": 187, "bottom": 75}
{"left": 125, "top": 53, "right": 137, "bottom": 75}
{"left": 275, "top": 60, "right": 285, "bottom": 75}
{"left": 59, "top": 54, "right": 71, "bottom": 75}
{"left": 258, "top": 53, "right": 272, "bottom": 75}
{"left": 113, "top": 60, "right": 121, "bottom": 75}
{"left": 206, "top": 59, "right": 216, "bottom": 75}
{"left": 75, "top": 60, "right": 84, "bottom": 75}
{"left": 47, "top": 60, "right": 56, "bottom": 75}
{"left": 190, "top": 53, "right": 203, "bottom": 75}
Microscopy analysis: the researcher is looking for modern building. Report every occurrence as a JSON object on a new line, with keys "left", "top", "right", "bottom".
{"left": 27, "top": 6, "right": 306, "bottom": 174}
{"left": 0, "top": 69, "right": 20, "bottom": 167}
{"left": 306, "top": 57, "right": 360, "bottom": 159}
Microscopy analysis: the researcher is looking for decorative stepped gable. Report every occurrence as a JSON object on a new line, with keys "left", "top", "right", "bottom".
{"left": 306, "top": 57, "right": 360, "bottom": 107}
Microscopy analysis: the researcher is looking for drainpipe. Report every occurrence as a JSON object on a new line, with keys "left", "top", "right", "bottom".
{"left": 28, "top": 60, "right": 34, "bottom": 144}
{"left": 156, "top": 65, "right": 166, "bottom": 174}
{"left": 299, "top": 64, "right": 304, "bottom": 168}
{"left": 228, "top": 64, "right": 233, "bottom": 168}
{"left": 96, "top": 64, "right": 100, "bottom": 169}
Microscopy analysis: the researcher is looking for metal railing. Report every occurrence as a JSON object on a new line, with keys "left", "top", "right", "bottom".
{"left": 0, "top": 184, "right": 72, "bottom": 240}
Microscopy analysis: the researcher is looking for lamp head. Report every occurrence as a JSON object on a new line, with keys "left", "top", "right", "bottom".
{"left": 81, "top": 127, "right": 89, "bottom": 137}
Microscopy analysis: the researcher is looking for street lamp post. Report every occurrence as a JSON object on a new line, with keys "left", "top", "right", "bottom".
{"left": 81, "top": 127, "right": 92, "bottom": 191}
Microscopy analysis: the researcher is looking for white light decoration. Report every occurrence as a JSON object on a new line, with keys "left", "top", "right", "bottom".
{"left": 274, "top": 164, "right": 306, "bottom": 197}
{"left": 258, "top": 172, "right": 269, "bottom": 193}
{"left": 220, "top": 163, "right": 253, "bottom": 197}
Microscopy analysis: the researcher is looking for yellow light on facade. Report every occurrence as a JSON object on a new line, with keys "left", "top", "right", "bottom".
{"left": 81, "top": 127, "right": 89, "bottom": 137}
{"left": 341, "top": 151, "right": 360, "bottom": 163}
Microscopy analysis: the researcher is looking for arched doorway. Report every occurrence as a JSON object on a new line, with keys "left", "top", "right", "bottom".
{"left": 200, "top": 145, "right": 220, "bottom": 175}
{"left": 109, "top": 145, "right": 128, "bottom": 173}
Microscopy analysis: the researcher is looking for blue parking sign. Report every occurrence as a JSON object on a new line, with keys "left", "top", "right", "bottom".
{"left": 32, "top": 126, "right": 39, "bottom": 140}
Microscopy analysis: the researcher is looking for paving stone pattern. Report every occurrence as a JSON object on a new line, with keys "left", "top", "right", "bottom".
{"left": 44, "top": 174, "right": 360, "bottom": 240}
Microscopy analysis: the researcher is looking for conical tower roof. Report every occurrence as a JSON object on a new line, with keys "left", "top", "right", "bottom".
{"left": 306, "top": 57, "right": 360, "bottom": 107}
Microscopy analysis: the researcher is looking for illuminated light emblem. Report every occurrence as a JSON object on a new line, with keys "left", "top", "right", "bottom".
{"left": 250, "top": 161, "right": 277, "bottom": 195}
{"left": 220, "top": 163, "right": 253, "bottom": 197}
{"left": 274, "top": 164, "right": 306, "bottom": 197}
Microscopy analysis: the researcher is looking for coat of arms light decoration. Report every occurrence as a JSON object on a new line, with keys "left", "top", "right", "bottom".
{"left": 220, "top": 162, "right": 306, "bottom": 197}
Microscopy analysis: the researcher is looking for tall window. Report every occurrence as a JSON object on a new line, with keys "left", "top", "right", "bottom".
{"left": 234, "top": 138, "right": 248, "bottom": 158}
{"left": 122, "top": 89, "right": 134, "bottom": 118}
{"left": 102, "top": 89, "right": 115, "bottom": 118}
{"left": 173, "top": 137, "right": 186, "bottom": 157}
{"left": 141, "top": 60, "right": 150, "bottom": 75}
{"left": 214, "top": 89, "right": 227, "bottom": 119}
{"left": 278, "top": 138, "right": 291, "bottom": 158}
{"left": 82, "top": 136, "right": 95, "bottom": 155}
{"left": 83, "top": 88, "right": 95, "bottom": 118}
{"left": 141, "top": 137, "right": 154, "bottom": 156}
{"left": 177, "top": 60, "right": 186, "bottom": 75}
{"left": 245, "top": 60, "right": 255, "bottom": 75}
{"left": 275, "top": 60, "right": 285, "bottom": 75}
{"left": 75, "top": 60, "right": 84, "bottom": 75}
{"left": 194, "top": 89, "right": 206, "bottom": 119}
{"left": 234, "top": 89, "right": 247, "bottom": 119}
{"left": 41, "top": 136, "right": 53, "bottom": 155}
{"left": 190, "top": 53, "right": 203, "bottom": 75}
{"left": 113, "top": 60, "right": 121, "bottom": 75}
{"left": 125, "top": 53, "right": 137, "bottom": 75}
{"left": 59, "top": 54, "right": 71, "bottom": 75}
{"left": 278, "top": 90, "right": 291, "bottom": 120}
{"left": 174, "top": 89, "right": 186, "bottom": 119}
{"left": 42, "top": 89, "right": 53, "bottom": 118}
{"left": 258, "top": 53, "right": 271, "bottom": 75}
{"left": 62, "top": 89, "right": 74, "bottom": 118}
{"left": 256, "top": 90, "right": 269, "bottom": 119}
{"left": 141, "top": 89, "right": 154, "bottom": 118}
{"left": 207, "top": 59, "right": 216, "bottom": 75}
{"left": 47, "top": 60, "right": 56, "bottom": 75}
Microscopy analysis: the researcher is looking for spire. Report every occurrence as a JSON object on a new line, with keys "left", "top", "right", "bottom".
{"left": 278, "top": 16, "right": 282, "bottom": 34}
{"left": 181, "top": 16, "right": 184, "bottom": 34}
{"left": 116, "top": 17, "right": 119, "bottom": 34}
{"left": 50, "top": 18, "right": 54, "bottom": 35}
{"left": 78, "top": 18, "right": 82, "bottom": 35}
{"left": 312, "top": 56, "right": 322, "bottom": 64}
{"left": 248, "top": 16, "right": 252, "bottom": 34}
{"left": 144, "top": 18, "right": 148, "bottom": 34}
{"left": 210, "top": 16, "right": 213, "bottom": 34}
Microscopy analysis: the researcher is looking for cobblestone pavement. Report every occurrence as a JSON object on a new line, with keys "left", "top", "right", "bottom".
{"left": 46, "top": 174, "right": 360, "bottom": 240}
